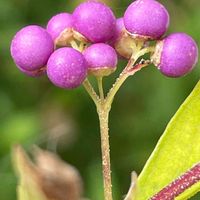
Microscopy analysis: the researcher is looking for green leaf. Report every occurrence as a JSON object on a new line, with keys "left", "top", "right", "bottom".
{"left": 176, "top": 182, "right": 200, "bottom": 200}
{"left": 135, "top": 81, "right": 200, "bottom": 200}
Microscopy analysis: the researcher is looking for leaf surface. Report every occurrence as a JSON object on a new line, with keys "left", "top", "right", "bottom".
{"left": 135, "top": 81, "right": 200, "bottom": 200}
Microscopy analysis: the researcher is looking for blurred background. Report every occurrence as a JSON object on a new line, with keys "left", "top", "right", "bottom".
{"left": 0, "top": 0, "right": 200, "bottom": 199}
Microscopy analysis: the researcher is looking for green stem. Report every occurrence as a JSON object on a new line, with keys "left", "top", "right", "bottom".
{"left": 124, "top": 172, "right": 138, "bottom": 200}
{"left": 97, "top": 76, "right": 104, "bottom": 100}
{"left": 105, "top": 71, "right": 129, "bottom": 109}
{"left": 81, "top": 45, "right": 155, "bottom": 200}
{"left": 98, "top": 107, "right": 112, "bottom": 200}
{"left": 82, "top": 79, "right": 99, "bottom": 106}
{"left": 70, "top": 40, "right": 79, "bottom": 50}
{"left": 131, "top": 46, "right": 155, "bottom": 61}
{"left": 105, "top": 46, "right": 155, "bottom": 108}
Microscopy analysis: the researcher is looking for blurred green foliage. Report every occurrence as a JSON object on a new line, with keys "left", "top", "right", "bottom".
{"left": 0, "top": 0, "right": 199, "bottom": 199}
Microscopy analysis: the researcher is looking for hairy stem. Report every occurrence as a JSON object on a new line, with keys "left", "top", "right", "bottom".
{"left": 83, "top": 76, "right": 112, "bottom": 200}
{"left": 132, "top": 46, "right": 155, "bottom": 61}
{"left": 105, "top": 61, "right": 147, "bottom": 109}
{"left": 105, "top": 71, "right": 129, "bottom": 108}
{"left": 97, "top": 76, "right": 105, "bottom": 100}
{"left": 98, "top": 108, "right": 112, "bottom": 200}
{"left": 82, "top": 79, "right": 99, "bottom": 106}
{"left": 105, "top": 46, "right": 155, "bottom": 109}
{"left": 81, "top": 43, "right": 155, "bottom": 200}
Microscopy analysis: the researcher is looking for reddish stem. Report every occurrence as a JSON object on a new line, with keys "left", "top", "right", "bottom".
{"left": 150, "top": 163, "right": 200, "bottom": 200}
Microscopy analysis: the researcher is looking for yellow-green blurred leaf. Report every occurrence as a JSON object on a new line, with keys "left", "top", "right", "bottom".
{"left": 13, "top": 146, "right": 47, "bottom": 200}
{"left": 13, "top": 145, "right": 83, "bottom": 200}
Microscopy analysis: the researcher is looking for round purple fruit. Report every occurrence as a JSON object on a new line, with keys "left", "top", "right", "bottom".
{"left": 110, "top": 18, "right": 125, "bottom": 45}
{"left": 17, "top": 65, "right": 46, "bottom": 77}
{"left": 152, "top": 33, "right": 198, "bottom": 77}
{"left": 124, "top": 0, "right": 169, "bottom": 39}
{"left": 111, "top": 18, "right": 135, "bottom": 59}
{"left": 83, "top": 43, "right": 118, "bottom": 76}
{"left": 73, "top": 1, "right": 116, "bottom": 43}
{"left": 11, "top": 25, "right": 54, "bottom": 73}
{"left": 47, "top": 48, "right": 87, "bottom": 89}
{"left": 47, "top": 13, "right": 73, "bottom": 41}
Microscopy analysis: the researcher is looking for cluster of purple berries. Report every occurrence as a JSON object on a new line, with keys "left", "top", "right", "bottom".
{"left": 10, "top": 0, "right": 198, "bottom": 89}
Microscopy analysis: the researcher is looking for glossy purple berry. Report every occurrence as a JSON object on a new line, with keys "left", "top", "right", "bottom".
{"left": 110, "top": 18, "right": 125, "bottom": 46}
{"left": 152, "top": 33, "right": 198, "bottom": 77}
{"left": 17, "top": 65, "right": 46, "bottom": 77}
{"left": 47, "top": 48, "right": 87, "bottom": 89}
{"left": 11, "top": 25, "right": 54, "bottom": 73}
{"left": 73, "top": 1, "right": 116, "bottom": 43}
{"left": 83, "top": 43, "right": 118, "bottom": 76}
{"left": 47, "top": 13, "right": 73, "bottom": 41}
{"left": 111, "top": 18, "right": 135, "bottom": 59}
{"left": 124, "top": 0, "right": 170, "bottom": 39}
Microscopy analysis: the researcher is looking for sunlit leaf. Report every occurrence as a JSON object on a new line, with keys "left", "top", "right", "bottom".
{"left": 135, "top": 81, "right": 200, "bottom": 200}
{"left": 176, "top": 182, "right": 200, "bottom": 200}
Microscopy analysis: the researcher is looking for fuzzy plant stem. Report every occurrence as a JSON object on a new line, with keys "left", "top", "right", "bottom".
{"left": 80, "top": 40, "right": 155, "bottom": 200}
{"left": 96, "top": 75, "right": 113, "bottom": 200}
{"left": 98, "top": 106, "right": 112, "bottom": 200}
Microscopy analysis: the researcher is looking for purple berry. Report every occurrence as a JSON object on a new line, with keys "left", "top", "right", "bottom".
{"left": 47, "top": 13, "right": 73, "bottom": 41}
{"left": 111, "top": 18, "right": 134, "bottom": 59}
{"left": 110, "top": 18, "right": 125, "bottom": 46}
{"left": 152, "top": 33, "right": 198, "bottom": 77}
{"left": 47, "top": 48, "right": 87, "bottom": 89}
{"left": 17, "top": 65, "right": 46, "bottom": 77}
{"left": 73, "top": 1, "right": 116, "bottom": 43}
{"left": 11, "top": 25, "right": 54, "bottom": 72}
{"left": 115, "top": 18, "right": 125, "bottom": 39}
{"left": 124, "top": 0, "right": 170, "bottom": 39}
{"left": 83, "top": 43, "right": 118, "bottom": 76}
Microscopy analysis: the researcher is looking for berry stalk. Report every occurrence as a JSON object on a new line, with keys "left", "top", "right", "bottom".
{"left": 81, "top": 43, "right": 155, "bottom": 200}
{"left": 96, "top": 74, "right": 112, "bottom": 200}
{"left": 98, "top": 107, "right": 112, "bottom": 200}
{"left": 95, "top": 45, "right": 154, "bottom": 200}
{"left": 70, "top": 40, "right": 154, "bottom": 200}
{"left": 105, "top": 46, "right": 154, "bottom": 109}
{"left": 97, "top": 77, "right": 105, "bottom": 100}
{"left": 82, "top": 79, "right": 100, "bottom": 106}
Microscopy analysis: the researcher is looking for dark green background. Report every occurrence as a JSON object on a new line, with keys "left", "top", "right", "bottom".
{"left": 0, "top": 0, "right": 199, "bottom": 199}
